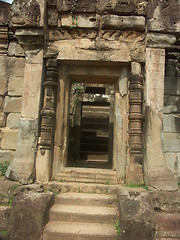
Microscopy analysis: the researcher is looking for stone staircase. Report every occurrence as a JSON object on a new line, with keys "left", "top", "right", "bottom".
{"left": 43, "top": 192, "right": 119, "bottom": 240}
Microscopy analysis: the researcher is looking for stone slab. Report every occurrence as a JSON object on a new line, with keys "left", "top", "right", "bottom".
{"left": 1, "top": 129, "right": 18, "bottom": 150}
{"left": 4, "top": 96, "right": 22, "bottom": 113}
{"left": 164, "top": 76, "right": 179, "bottom": 96}
{"left": 102, "top": 15, "right": 145, "bottom": 31}
{"left": 163, "top": 133, "right": 180, "bottom": 153}
{"left": 57, "top": 0, "right": 97, "bottom": 13}
{"left": 7, "top": 113, "right": 21, "bottom": 129}
{"left": 54, "top": 39, "right": 131, "bottom": 62}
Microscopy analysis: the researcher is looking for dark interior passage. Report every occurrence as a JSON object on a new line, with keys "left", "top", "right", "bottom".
{"left": 68, "top": 83, "right": 114, "bottom": 169}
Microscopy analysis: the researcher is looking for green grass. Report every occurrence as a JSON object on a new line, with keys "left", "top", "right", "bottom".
{"left": 0, "top": 161, "right": 10, "bottom": 176}
{"left": 124, "top": 183, "right": 149, "bottom": 190}
{"left": 114, "top": 220, "right": 120, "bottom": 236}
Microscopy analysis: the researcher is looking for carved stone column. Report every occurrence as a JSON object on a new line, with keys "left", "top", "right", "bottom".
{"left": 40, "top": 58, "right": 58, "bottom": 149}
{"left": 36, "top": 58, "right": 58, "bottom": 182}
{"left": 127, "top": 62, "right": 144, "bottom": 184}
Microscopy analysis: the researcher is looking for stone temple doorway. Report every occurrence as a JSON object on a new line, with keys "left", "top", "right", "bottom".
{"left": 68, "top": 83, "right": 114, "bottom": 169}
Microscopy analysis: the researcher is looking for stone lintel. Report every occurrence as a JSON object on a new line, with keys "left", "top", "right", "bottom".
{"left": 54, "top": 39, "right": 131, "bottom": 63}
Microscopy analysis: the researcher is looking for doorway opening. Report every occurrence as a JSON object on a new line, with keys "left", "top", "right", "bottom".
{"left": 68, "top": 82, "right": 114, "bottom": 169}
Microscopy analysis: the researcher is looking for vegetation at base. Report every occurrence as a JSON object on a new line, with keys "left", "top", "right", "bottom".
{"left": 114, "top": 220, "right": 120, "bottom": 236}
{"left": 178, "top": 181, "right": 180, "bottom": 187}
{"left": 8, "top": 196, "right": 14, "bottom": 207}
{"left": 124, "top": 183, "right": 149, "bottom": 190}
{"left": 0, "top": 161, "right": 10, "bottom": 176}
{"left": 105, "top": 179, "right": 110, "bottom": 185}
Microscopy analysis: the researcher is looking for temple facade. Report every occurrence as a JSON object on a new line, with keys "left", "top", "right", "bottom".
{"left": 0, "top": 0, "right": 179, "bottom": 190}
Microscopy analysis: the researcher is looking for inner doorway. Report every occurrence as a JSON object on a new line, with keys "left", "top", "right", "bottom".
{"left": 68, "top": 83, "right": 114, "bottom": 169}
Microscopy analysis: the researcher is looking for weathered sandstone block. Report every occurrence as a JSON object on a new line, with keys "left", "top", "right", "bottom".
{"left": 164, "top": 96, "right": 180, "bottom": 114}
{"left": 7, "top": 113, "right": 21, "bottom": 129}
{"left": 163, "top": 133, "right": 180, "bottom": 153}
{"left": 8, "top": 77, "right": 24, "bottom": 97}
{"left": 163, "top": 114, "right": 180, "bottom": 133}
{"left": 164, "top": 152, "right": 180, "bottom": 177}
{"left": 146, "top": 33, "right": 176, "bottom": 48}
{"left": 102, "top": 15, "right": 145, "bottom": 31}
{"left": 6, "top": 118, "right": 39, "bottom": 184}
{"left": 0, "top": 76, "right": 7, "bottom": 95}
{"left": 6, "top": 191, "right": 54, "bottom": 240}
{"left": 1, "top": 129, "right": 18, "bottom": 150}
{"left": 4, "top": 97, "right": 22, "bottom": 113}
{"left": 7, "top": 57, "right": 25, "bottom": 78}
{"left": 117, "top": 187, "right": 156, "bottom": 240}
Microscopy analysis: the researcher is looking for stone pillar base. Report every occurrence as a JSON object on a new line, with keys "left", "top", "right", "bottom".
{"left": 36, "top": 149, "right": 52, "bottom": 182}
{"left": 126, "top": 163, "right": 144, "bottom": 184}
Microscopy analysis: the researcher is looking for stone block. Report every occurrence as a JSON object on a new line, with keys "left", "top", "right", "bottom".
{"left": 6, "top": 118, "right": 39, "bottom": 184}
{"left": 57, "top": 0, "right": 96, "bottom": 13}
{"left": 7, "top": 113, "right": 21, "bottom": 129}
{"left": 146, "top": 33, "right": 176, "bottom": 48}
{"left": 0, "top": 56, "right": 6, "bottom": 77}
{"left": 163, "top": 114, "right": 180, "bottom": 133}
{"left": 7, "top": 57, "right": 25, "bottom": 78}
{"left": 0, "top": 76, "right": 7, "bottom": 95}
{"left": 0, "top": 1, "right": 10, "bottom": 24}
{"left": 1, "top": 129, "right": 18, "bottom": 150}
{"left": 102, "top": 15, "right": 145, "bottom": 31}
{"left": 61, "top": 14, "right": 99, "bottom": 29}
{"left": 101, "top": 31, "right": 145, "bottom": 42}
{"left": 164, "top": 96, "right": 180, "bottom": 114}
{"left": 147, "top": 0, "right": 180, "bottom": 33}
{"left": 6, "top": 191, "right": 54, "bottom": 240}
{"left": 163, "top": 133, "right": 180, "bottom": 152}
{"left": 8, "top": 76, "right": 24, "bottom": 96}
{"left": 8, "top": 41, "right": 25, "bottom": 57}
{"left": 117, "top": 187, "right": 156, "bottom": 240}
{"left": 4, "top": 96, "right": 22, "bottom": 113}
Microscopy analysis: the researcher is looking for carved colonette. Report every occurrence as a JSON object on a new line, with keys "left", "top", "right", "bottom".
{"left": 128, "top": 72, "right": 144, "bottom": 182}
{"left": 40, "top": 58, "right": 58, "bottom": 150}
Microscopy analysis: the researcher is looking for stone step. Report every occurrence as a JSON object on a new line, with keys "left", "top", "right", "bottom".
{"left": 81, "top": 129, "right": 109, "bottom": 137}
{"left": 54, "top": 192, "right": 117, "bottom": 207}
{"left": 43, "top": 181, "right": 119, "bottom": 195}
{"left": 80, "top": 143, "right": 108, "bottom": 152}
{"left": 81, "top": 136, "right": 108, "bottom": 144}
{"left": 57, "top": 168, "right": 117, "bottom": 184}
{"left": 155, "top": 212, "right": 180, "bottom": 239}
{"left": 49, "top": 204, "right": 118, "bottom": 223}
{"left": 43, "top": 221, "right": 118, "bottom": 240}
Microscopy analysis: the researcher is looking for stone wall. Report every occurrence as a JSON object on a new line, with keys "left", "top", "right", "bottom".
{"left": 0, "top": 2, "right": 25, "bottom": 166}
{"left": 163, "top": 56, "right": 180, "bottom": 181}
